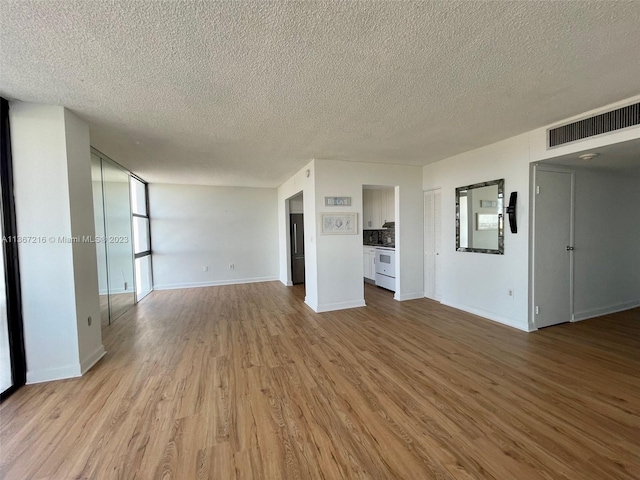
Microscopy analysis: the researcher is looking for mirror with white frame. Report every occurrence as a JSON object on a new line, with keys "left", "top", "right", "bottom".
{"left": 456, "top": 179, "right": 504, "bottom": 254}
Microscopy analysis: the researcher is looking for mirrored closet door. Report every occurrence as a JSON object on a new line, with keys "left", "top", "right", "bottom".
{"left": 91, "top": 150, "right": 135, "bottom": 325}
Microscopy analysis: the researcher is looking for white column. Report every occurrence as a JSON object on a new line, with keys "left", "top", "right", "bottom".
{"left": 10, "top": 102, "right": 105, "bottom": 383}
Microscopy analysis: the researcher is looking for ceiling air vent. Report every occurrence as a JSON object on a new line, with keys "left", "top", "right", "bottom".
{"left": 548, "top": 102, "right": 640, "bottom": 148}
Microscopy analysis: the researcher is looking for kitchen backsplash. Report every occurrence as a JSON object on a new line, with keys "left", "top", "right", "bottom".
{"left": 363, "top": 228, "right": 395, "bottom": 246}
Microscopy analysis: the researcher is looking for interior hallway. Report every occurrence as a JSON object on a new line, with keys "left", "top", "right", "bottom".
{"left": 1, "top": 282, "right": 638, "bottom": 479}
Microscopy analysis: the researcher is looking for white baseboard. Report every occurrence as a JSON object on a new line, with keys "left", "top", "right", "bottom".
{"left": 572, "top": 299, "right": 640, "bottom": 322}
{"left": 80, "top": 345, "right": 107, "bottom": 374}
{"left": 27, "top": 364, "right": 82, "bottom": 385}
{"left": 314, "top": 299, "right": 366, "bottom": 313}
{"left": 153, "top": 276, "right": 279, "bottom": 291}
{"left": 423, "top": 293, "right": 442, "bottom": 302}
{"left": 395, "top": 292, "right": 424, "bottom": 301}
{"left": 304, "top": 297, "right": 318, "bottom": 312}
{"left": 440, "top": 299, "right": 531, "bottom": 332}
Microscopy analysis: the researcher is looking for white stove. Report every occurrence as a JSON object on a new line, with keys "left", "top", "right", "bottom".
{"left": 375, "top": 247, "right": 396, "bottom": 292}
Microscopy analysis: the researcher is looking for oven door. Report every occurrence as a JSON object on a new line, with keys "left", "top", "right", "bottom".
{"left": 375, "top": 249, "right": 395, "bottom": 277}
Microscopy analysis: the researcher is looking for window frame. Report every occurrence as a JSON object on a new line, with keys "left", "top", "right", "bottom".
{"left": 130, "top": 175, "right": 153, "bottom": 301}
{"left": 0, "top": 97, "right": 26, "bottom": 402}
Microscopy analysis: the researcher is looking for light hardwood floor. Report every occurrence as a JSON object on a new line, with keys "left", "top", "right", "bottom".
{"left": 100, "top": 292, "right": 136, "bottom": 328}
{"left": 1, "top": 282, "right": 639, "bottom": 479}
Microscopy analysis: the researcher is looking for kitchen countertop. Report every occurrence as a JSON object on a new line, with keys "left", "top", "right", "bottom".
{"left": 364, "top": 244, "right": 395, "bottom": 249}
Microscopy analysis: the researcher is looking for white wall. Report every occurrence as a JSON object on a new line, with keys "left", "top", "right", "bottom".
{"left": 423, "top": 95, "right": 640, "bottom": 331}
{"left": 150, "top": 184, "right": 279, "bottom": 289}
{"left": 313, "top": 160, "right": 424, "bottom": 310}
{"left": 10, "top": 102, "right": 104, "bottom": 382}
{"left": 572, "top": 167, "right": 640, "bottom": 319}
{"left": 289, "top": 193, "right": 304, "bottom": 214}
{"left": 423, "top": 134, "right": 532, "bottom": 330}
{"left": 63, "top": 109, "right": 105, "bottom": 372}
{"left": 277, "top": 159, "right": 424, "bottom": 313}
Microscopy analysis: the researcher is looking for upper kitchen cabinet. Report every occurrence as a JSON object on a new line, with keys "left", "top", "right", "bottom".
{"left": 363, "top": 189, "right": 374, "bottom": 229}
{"left": 381, "top": 188, "right": 395, "bottom": 225}
{"left": 363, "top": 186, "right": 395, "bottom": 229}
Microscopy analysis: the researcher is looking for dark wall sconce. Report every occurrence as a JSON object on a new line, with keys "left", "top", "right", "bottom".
{"left": 506, "top": 192, "right": 517, "bottom": 233}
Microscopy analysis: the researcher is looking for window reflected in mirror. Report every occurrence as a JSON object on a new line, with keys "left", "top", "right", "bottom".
{"left": 456, "top": 179, "right": 504, "bottom": 254}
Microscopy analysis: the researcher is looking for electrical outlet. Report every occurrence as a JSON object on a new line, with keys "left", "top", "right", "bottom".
{"left": 203, "top": 266, "right": 209, "bottom": 272}
{"left": 508, "top": 289, "right": 514, "bottom": 298}
{"left": 229, "top": 263, "right": 234, "bottom": 270}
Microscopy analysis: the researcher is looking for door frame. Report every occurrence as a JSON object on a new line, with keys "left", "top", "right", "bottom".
{"left": 285, "top": 191, "right": 304, "bottom": 287}
{"left": 529, "top": 163, "right": 576, "bottom": 330}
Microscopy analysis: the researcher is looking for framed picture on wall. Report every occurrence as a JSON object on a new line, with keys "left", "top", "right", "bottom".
{"left": 320, "top": 212, "right": 358, "bottom": 234}
{"left": 324, "top": 196, "right": 352, "bottom": 206}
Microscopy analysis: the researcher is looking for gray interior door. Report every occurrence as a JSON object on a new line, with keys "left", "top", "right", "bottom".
{"left": 290, "top": 214, "right": 305, "bottom": 284}
{"left": 534, "top": 168, "right": 574, "bottom": 328}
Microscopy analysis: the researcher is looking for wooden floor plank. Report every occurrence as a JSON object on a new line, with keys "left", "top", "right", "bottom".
{"left": 1, "top": 282, "right": 639, "bottom": 479}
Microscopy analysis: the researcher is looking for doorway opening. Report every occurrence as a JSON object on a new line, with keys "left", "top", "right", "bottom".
{"left": 287, "top": 192, "right": 305, "bottom": 288}
{"left": 362, "top": 185, "right": 397, "bottom": 302}
{"left": 530, "top": 138, "right": 640, "bottom": 329}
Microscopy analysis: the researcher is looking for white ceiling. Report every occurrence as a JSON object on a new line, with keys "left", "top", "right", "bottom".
{"left": 2, "top": 1, "right": 640, "bottom": 187}
{"left": 541, "top": 138, "right": 640, "bottom": 177}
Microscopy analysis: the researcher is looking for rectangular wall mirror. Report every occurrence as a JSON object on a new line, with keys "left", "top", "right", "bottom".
{"left": 456, "top": 179, "right": 504, "bottom": 254}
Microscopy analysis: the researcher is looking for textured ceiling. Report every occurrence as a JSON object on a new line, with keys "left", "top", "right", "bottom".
{"left": 2, "top": 1, "right": 640, "bottom": 187}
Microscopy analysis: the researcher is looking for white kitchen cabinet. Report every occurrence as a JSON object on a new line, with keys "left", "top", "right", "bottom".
{"left": 363, "top": 246, "right": 376, "bottom": 280}
{"left": 385, "top": 188, "right": 395, "bottom": 223}
{"left": 363, "top": 187, "right": 394, "bottom": 229}
{"left": 363, "top": 252, "right": 370, "bottom": 278}
{"left": 363, "top": 189, "right": 374, "bottom": 229}
{"left": 378, "top": 189, "right": 387, "bottom": 227}
{"left": 372, "top": 189, "right": 382, "bottom": 229}
{"left": 379, "top": 188, "right": 395, "bottom": 225}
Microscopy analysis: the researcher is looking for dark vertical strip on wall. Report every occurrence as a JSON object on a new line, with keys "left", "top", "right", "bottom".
{"left": 0, "top": 97, "right": 27, "bottom": 401}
